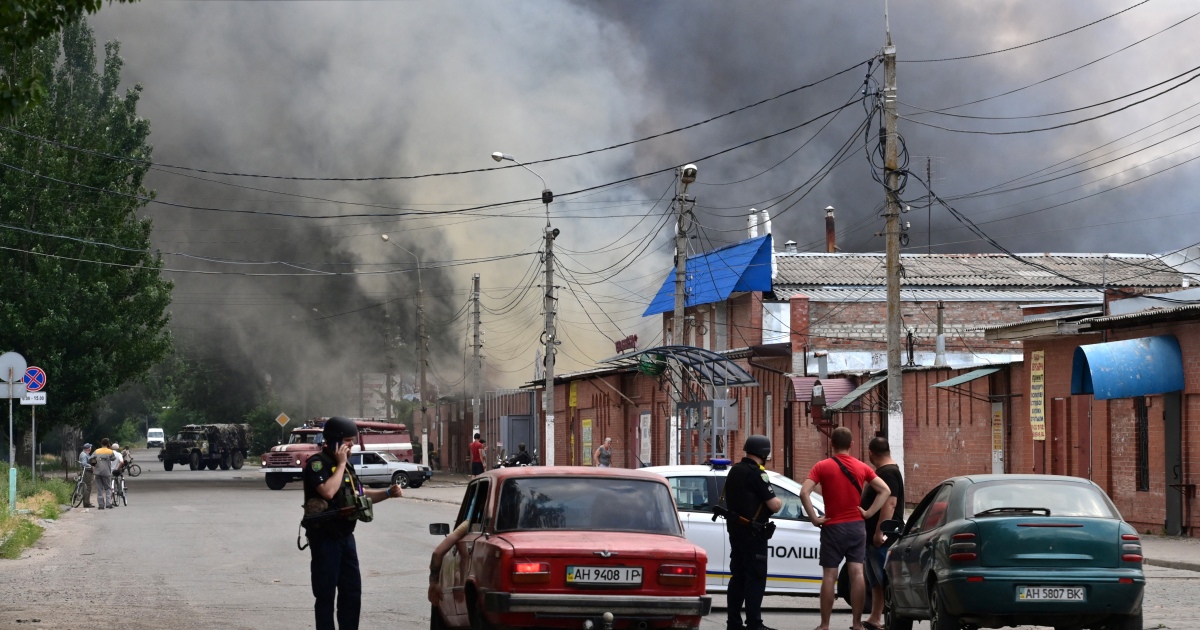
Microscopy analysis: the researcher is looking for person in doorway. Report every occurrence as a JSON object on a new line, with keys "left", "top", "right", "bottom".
{"left": 469, "top": 433, "right": 486, "bottom": 476}
{"left": 90, "top": 439, "right": 116, "bottom": 510}
{"left": 301, "top": 416, "right": 403, "bottom": 630}
{"left": 593, "top": 437, "right": 613, "bottom": 467}
{"left": 800, "top": 427, "right": 891, "bottom": 630}
{"left": 506, "top": 443, "right": 532, "bottom": 466}
{"left": 862, "top": 436, "right": 904, "bottom": 630}
{"left": 77, "top": 443, "right": 95, "bottom": 508}
{"left": 723, "top": 434, "right": 783, "bottom": 630}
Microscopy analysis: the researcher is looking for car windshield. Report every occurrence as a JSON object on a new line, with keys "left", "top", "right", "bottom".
{"left": 967, "top": 480, "right": 1118, "bottom": 518}
{"left": 496, "top": 477, "right": 682, "bottom": 535}
{"left": 288, "top": 433, "right": 324, "bottom": 445}
{"left": 377, "top": 452, "right": 398, "bottom": 463}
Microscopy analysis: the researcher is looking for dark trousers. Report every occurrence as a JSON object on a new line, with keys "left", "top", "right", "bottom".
{"left": 727, "top": 533, "right": 769, "bottom": 629}
{"left": 309, "top": 533, "right": 362, "bottom": 630}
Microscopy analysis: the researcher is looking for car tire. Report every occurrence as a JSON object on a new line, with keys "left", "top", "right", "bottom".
{"left": 188, "top": 452, "right": 201, "bottom": 470}
{"left": 1103, "top": 611, "right": 1142, "bottom": 630}
{"left": 885, "top": 582, "right": 912, "bottom": 630}
{"left": 929, "top": 582, "right": 960, "bottom": 630}
{"left": 220, "top": 453, "right": 232, "bottom": 470}
{"left": 231, "top": 451, "right": 245, "bottom": 470}
{"left": 393, "top": 472, "right": 410, "bottom": 489}
{"left": 164, "top": 461, "right": 174, "bottom": 471}
{"left": 409, "top": 480, "right": 423, "bottom": 489}
{"left": 467, "top": 596, "right": 495, "bottom": 630}
{"left": 430, "top": 605, "right": 447, "bottom": 630}
{"left": 265, "top": 473, "right": 288, "bottom": 491}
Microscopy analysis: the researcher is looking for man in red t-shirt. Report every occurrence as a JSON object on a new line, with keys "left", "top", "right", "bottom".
{"left": 800, "top": 427, "right": 891, "bottom": 630}
{"left": 469, "top": 433, "right": 486, "bottom": 477}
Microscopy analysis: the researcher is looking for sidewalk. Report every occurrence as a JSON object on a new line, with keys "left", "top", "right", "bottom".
{"left": 1141, "top": 533, "right": 1200, "bottom": 572}
{"left": 411, "top": 472, "right": 1200, "bottom": 573}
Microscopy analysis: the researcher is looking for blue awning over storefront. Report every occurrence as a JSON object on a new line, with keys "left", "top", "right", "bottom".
{"left": 643, "top": 235, "right": 773, "bottom": 316}
{"left": 1071, "top": 335, "right": 1184, "bottom": 400}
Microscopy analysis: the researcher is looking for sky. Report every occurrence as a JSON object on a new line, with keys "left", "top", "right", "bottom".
{"left": 80, "top": 0, "right": 1200, "bottom": 400}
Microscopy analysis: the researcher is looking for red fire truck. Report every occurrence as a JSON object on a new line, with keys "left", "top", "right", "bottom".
{"left": 260, "top": 418, "right": 413, "bottom": 490}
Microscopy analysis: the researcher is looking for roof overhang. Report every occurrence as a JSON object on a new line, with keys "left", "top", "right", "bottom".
{"left": 930, "top": 367, "right": 1001, "bottom": 402}
{"left": 828, "top": 375, "right": 887, "bottom": 412}
{"left": 1071, "top": 335, "right": 1184, "bottom": 400}
{"left": 643, "top": 235, "right": 773, "bottom": 316}
{"left": 600, "top": 345, "right": 759, "bottom": 387}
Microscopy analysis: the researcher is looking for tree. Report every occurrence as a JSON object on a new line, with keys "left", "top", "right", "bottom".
{"left": 0, "top": 0, "right": 138, "bottom": 117}
{"left": 0, "top": 19, "right": 172, "bottom": 447}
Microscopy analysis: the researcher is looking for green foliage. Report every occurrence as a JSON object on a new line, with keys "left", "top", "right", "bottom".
{"left": 0, "top": 0, "right": 139, "bottom": 118}
{"left": 0, "top": 19, "right": 172, "bottom": 439}
{"left": 39, "top": 501, "right": 60, "bottom": 520}
{"left": 0, "top": 519, "right": 44, "bottom": 559}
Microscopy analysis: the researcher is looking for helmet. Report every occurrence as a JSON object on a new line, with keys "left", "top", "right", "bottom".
{"left": 322, "top": 416, "right": 359, "bottom": 444}
{"left": 743, "top": 434, "right": 771, "bottom": 459}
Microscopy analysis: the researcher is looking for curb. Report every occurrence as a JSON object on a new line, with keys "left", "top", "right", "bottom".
{"left": 1144, "top": 557, "right": 1200, "bottom": 573}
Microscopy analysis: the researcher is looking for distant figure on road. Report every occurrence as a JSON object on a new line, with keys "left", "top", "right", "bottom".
{"left": 90, "top": 439, "right": 116, "bottom": 510}
{"left": 594, "top": 437, "right": 612, "bottom": 467}
{"left": 469, "top": 434, "right": 486, "bottom": 477}
{"left": 77, "top": 443, "right": 95, "bottom": 508}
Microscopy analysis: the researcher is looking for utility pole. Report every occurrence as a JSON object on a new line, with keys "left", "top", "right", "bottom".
{"left": 882, "top": 29, "right": 905, "bottom": 474}
{"left": 926, "top": 157, "right": 933, "bottom": 255}
{"left": 471, "top": 273, "right": 482, "bottom": 442}
{"left": 543, "top": 223, "right": 559, "bottom": 466}
{"left": 417, "top": 278, "right": 427, "bottom": 444}
{"left": 671, "top": 165, "right": 698, "bottom": 467}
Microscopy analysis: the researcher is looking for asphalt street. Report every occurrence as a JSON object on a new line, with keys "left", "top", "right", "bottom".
{"left": 0, "top": 451, "right": 1196, "bottom": 630}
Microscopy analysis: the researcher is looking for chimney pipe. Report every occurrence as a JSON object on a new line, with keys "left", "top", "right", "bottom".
{"left": 784, "top": 240, "right": 798, "bottom": 253}
{"left": 825, "top": 206, "right": 836, "bottom": 253}
{"left": 747, "top": 208, "right": 759, "bottom": 238}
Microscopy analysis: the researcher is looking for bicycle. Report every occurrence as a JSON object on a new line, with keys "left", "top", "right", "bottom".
{"left": 112, "top": 473, "right": 128, "bottom": 506}
{"left": 125, "top": 463, "right": 142, "bottom": 477}
{"left": 70, "top": 470, "right": 88, "bottom": 507}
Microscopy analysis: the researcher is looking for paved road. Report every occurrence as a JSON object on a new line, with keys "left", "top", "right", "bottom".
{"left": 0, "top": 451, "right": 1196, "bottom": 630}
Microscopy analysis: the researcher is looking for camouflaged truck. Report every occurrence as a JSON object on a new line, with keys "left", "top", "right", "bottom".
{"left": 159, "top": 424, "right": 252, "bottom": 471}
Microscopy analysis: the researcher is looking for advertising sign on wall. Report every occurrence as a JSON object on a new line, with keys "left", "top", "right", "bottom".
{"left": 1029, "top": 350, "right": 1046, "bottom": 441}
{"left": 581, "top": 418, "right": 593, "bottom": 465}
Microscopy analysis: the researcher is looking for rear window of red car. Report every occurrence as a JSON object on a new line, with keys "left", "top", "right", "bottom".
{"left": 495, "top": 477, "right": 682, "bottom": 535}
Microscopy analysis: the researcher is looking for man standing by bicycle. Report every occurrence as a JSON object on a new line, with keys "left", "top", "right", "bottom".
{"left": 90, "top": 439, "right": 116, "bottom": 509}
{"left": 77, "top": 443, "right": 95, "bottom": 508}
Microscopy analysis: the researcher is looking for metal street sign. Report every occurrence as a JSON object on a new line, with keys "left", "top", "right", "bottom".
{"left": 0, "top": 352, "right": 26, "bottom": 381}
{"left": 20, "top": 392, "right": 45, "bottom": 405}
{"left": 275, "top": 412, "right": 290, "bottom": 428}
{"left": 23, "top": 366, "right": 46, "bottom": 392}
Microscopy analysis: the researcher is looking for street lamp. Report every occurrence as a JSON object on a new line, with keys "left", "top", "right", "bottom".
{"left": 381, "top": 234, "right": 427, "bottom": 466}
{"left": 492, "top": 150, "right": 556, "bottom": 466}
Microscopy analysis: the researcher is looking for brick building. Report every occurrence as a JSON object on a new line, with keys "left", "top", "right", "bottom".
{"left": 985, "top": 290, "right": 1200, "bottom": 537}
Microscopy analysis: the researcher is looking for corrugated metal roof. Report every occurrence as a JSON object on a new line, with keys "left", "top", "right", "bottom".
{"left": 828, "top": 375, "right": 887, "bottom": 411}
{"left": 774, "top": 252, "right": 1180, "bottom": 288}
{"left": 644, "top": 235, "right": 773, "bottom": 316}
{"left": 788, "top": 377, "right": 856, "bottom": 403}
{"left": 931, "top": 367, "right": 1001, "bottom": 389}
{"left": 773, "top": 287, "right": 1104, "bottom": 302}
{"left": 1081, "top": 302, "right": 1200, "bottom": 326}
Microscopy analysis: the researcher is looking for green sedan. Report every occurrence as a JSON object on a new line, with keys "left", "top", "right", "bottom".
{"left": 883, "top": 474, "right": 1144, "bottom": 630}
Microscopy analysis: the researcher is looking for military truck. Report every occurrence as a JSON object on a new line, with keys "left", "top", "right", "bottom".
{"left": 260, "top": 418, "right": 412, "bottom": 490}
{"left": 160, "top": 424, "right": 252, "bottom": 471}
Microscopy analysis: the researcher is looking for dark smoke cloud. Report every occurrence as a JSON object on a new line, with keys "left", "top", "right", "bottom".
{"left": 84, "top": 1, "right": 1200, "bottom": 389}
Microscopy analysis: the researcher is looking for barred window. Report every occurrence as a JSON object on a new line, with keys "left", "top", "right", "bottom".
{"left": 1135, "top": 397, "right": 1150, "bottom": 492}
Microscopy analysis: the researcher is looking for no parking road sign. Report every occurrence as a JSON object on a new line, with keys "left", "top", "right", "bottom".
{"left": 23, "top": 366, "right": 46, "bottom": 392}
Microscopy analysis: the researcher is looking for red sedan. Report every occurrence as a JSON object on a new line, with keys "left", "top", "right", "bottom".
{"left": 429, "top": 466, "right": 711, "bottom": 630}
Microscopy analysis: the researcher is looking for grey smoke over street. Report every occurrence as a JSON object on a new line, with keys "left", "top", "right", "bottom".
{"left": 81, "top": 1, "right": 1200, "bottom": 389}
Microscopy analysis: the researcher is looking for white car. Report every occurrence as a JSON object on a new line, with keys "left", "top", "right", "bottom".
{"left": 645, "top": 461, "right": 826, "bottom": 596}
{"left": 350, "top": 450, "right": 431, "bottom": 488}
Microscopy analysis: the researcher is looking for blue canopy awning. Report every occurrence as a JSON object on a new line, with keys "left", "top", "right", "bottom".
{"left": 1071, "top": 335, "right": 1184, "bottom": 400}
{"left": 643, "top": 235, "right": 773, "bottom": 317}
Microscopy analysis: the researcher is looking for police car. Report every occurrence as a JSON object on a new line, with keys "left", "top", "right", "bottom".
{"left": 644, "top": 460, "right": 826, "bottom": 596}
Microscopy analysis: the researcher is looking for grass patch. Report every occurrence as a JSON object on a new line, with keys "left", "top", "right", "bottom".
{"left": 0, "top": 518, "right": 43, "bottom": 559}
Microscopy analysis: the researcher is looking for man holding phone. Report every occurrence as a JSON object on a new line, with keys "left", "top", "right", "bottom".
{"left": 302, "top": 416, "right": 404, "bottom": 630}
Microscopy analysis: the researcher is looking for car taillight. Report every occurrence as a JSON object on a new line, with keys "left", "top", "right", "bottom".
{"left": 1120, "top": 533, "right": 1142, "bottom": 562}
{"left": 950, "top": 532, "right": 977, "bottom": 562}
{"left": 511, "top": 562, "right": 550, "bottom": 584}
{"left": 658, "top": 564, "right": 698, "bottom": 586}
{"left": 1121, "top": 554, "right": 1143, "bottom": 563}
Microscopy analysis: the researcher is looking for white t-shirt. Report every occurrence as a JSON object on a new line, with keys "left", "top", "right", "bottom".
{"left": 111, "top": 451, "right": 124, "bottom": 473}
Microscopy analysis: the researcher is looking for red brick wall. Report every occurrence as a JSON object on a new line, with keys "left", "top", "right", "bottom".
{"left": 807, "top": 300, "right": 1025, "bottom": 354}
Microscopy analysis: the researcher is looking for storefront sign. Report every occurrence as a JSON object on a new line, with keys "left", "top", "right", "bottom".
{"left": 1029, "top": 350, "right": 1046, "bottom": 441}
{"left": 581, "top": 418, "right": 593, "bottom": 465}
{"left": 991, "top": 402, "right": 1004, "bottom": 474}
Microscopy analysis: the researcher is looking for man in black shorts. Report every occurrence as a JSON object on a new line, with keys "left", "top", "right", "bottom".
{"left": 862, "top": 437, "right": 903, "bottom": 630}
{"left": 800, "top": 427, "right": 891, "bottom": 630}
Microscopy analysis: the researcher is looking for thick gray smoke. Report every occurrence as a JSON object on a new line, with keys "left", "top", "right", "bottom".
{"left": 86, "top": 1, "right": 1200, "bottom": 392}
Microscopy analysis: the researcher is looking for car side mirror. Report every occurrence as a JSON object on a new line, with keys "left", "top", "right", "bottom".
{"left": 880, "top": 519, "right": 903, "bottom": 536}
{"left": 429, "top": 523, "right": 450, "bottom": 536}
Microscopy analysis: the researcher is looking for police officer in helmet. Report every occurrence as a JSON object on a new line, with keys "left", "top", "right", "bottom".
{"left": 724, "top": 434, "right": 783, "bottom": 630}
{"left": 303, "top": 416, "right": 403, "bottom": 630}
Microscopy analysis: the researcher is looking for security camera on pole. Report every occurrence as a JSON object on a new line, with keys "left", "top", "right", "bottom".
{"left": 671, "top": 165, "right": 698, "bottom": 466}
{"left": 492, "top": 151, "right": 556, "bottom": 465}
